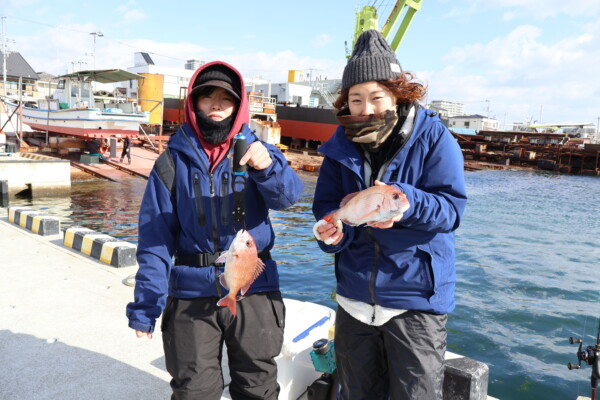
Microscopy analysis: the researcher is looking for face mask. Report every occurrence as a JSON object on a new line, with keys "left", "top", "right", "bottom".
{"left": 195, "top": 110, "right": 234, "bottom": 145}
{"left": 337, "top": 109, "right": 399, "bottom": 152}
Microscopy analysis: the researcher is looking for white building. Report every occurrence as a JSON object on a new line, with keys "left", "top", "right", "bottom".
{"left": 251, "top": 82, "right": 313, "bottom": 106}
{"left": 126, "top": 52, "right": 198, "bottom": 99}
{"left": 448, "top": 114, "right": 499, "bottom": 131}
{"left": 429, "top": 100, "right": 465, "bottom": 118}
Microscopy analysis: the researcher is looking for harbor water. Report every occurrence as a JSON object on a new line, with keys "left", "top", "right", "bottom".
{"left": 3, "top": 169, "right": 599, "bottom": 400}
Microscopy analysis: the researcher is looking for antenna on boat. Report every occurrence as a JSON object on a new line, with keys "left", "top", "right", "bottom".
{"left": 567, "top": 318, "right": 600, "bottom": 400}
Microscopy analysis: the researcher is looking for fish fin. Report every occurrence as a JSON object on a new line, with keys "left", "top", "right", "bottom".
{"left": 219, "top": 273, "right": 229, "bottom": 290}
{"left": 217, "top": 295, "right": 237, "bottom": 317}
{"left": 339, "top": 192, "right": 358, "bottom": 208}
{"left": 215, "top": 251, "right": 228, "bottom": 264}
{"left": 251, "top": 258, "right": 265, "bottom": 282}
{"left": 240, "top": 282, "right": 252, "bottom": 296}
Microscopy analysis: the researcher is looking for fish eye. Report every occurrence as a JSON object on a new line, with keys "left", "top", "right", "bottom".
{"left": 245, "top": 240, "right": 252, "bottom": 247}
{"left": 392, "top": 193, "right": 399, "bottom": 200}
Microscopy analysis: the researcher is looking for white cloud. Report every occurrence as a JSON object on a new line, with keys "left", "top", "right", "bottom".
{"left": 426, "top": 23, "right": 600, "bottom": 125}
{"left": 444, "top": 0, "right": 600, "bottom": 20}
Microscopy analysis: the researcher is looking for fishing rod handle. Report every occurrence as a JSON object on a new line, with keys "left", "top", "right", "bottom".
{"left": 233, "top": 133, "right": 247, "bottom": 175}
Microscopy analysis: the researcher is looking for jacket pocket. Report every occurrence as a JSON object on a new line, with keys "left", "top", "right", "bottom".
{"left": 268, "top": 291, "right": 286, "bottom": 329}
{"left": 417, "top": 243, "right": 450, "bottom": 303}
{"left": 160, "top": 296, "right": 178, "bottom": 332}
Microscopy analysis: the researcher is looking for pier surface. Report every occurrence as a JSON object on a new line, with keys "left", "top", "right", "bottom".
{"left": 0, "top": 216, "right": 498, "bottom": 400}
{"left": 0, "top": 217, "right": 171, "bottom": 399}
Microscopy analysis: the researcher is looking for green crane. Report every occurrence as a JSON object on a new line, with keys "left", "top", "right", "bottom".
{"left": 348, "top": 0, "right": 422, "bottom": 56}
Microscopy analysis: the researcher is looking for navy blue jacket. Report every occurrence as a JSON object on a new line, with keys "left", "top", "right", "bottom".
{"left": 127, "top": 120, "right": 302, "bottom": 333}
{"left": 312, "top": 106, "right": 467, "bottom": 314}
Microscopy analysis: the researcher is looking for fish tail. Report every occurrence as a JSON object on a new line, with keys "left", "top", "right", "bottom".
{"left": 217, "top": 294, "right": 237, "bottom": 317}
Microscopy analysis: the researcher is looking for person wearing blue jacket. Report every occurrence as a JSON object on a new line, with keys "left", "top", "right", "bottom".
{"left": 312, "top": 30, "right": 467, "bottom": 400}
{"left": 126, "top": 61, "right": 303, "bottom": 400}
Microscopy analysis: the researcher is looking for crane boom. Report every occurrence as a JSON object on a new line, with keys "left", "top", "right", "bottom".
{"left": 381, "top": 0, "right": 422, "bottom": 51}
{"left": 349, "top": 0, "right": 422, "bottom": 56}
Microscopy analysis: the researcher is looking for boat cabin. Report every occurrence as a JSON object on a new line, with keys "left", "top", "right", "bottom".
{"left": 51, "top": 69, "right": 145, "bottom": 115}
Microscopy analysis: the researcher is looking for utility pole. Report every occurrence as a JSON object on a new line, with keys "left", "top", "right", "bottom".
{"left": 89, "top": 31, "right": 104, "bottom": 71}
{"left": 2, "top": 16, "right": 8, "bottom": 97}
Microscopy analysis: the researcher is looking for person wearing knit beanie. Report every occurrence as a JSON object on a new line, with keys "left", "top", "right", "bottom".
{"left": 313, "top": 29, "right": 467, "bottom": 400}
{"left": 342, "top": 29, "right": 403, "bottom": 90}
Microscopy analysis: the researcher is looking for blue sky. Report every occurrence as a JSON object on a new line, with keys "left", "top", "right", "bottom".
{"left": 3, "top": 0, "right": 600, "bottom": 129}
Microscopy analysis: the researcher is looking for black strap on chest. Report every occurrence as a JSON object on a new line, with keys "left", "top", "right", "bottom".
{"left": 174, "top": 251, "right": 226, "bottom": 267}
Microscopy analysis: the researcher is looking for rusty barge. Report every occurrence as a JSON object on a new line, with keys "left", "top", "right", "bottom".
{"left": 453, "top": 130, "right": 600, "bottom": 176}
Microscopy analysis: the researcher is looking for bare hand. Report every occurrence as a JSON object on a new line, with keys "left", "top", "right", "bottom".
{"left": 135, "top": 330, "right": 153, "bottom": 339}
{"left": 239, "top": 142, "right": 272, "bottom": 170}
{"left": 368, "top": 180, "right": 404, "bottom": 229}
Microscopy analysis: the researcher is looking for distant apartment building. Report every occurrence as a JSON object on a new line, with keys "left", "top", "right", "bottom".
{"left": 185, "top": 59, "right": 202, "bottom": 71}
{"left": 429, "top": 100, "right": 465, "bottom": 118}
{"left": 448, "top": 114, "right": 499, "bottom": 132}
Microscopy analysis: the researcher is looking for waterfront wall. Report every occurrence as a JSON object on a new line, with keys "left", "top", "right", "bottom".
{"left": 0, "top": 153, "right": 70, "bottom": 196}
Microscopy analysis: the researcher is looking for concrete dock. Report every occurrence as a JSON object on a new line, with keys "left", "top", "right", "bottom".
{"left": 0, "top": 213, "right": 496, "bottom": 400}
{"left": 0, "top": 217, "right": 172, "bottom": 399}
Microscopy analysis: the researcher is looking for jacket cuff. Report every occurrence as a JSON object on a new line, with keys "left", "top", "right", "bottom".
{"left": 128, "top": 319, "right": 155, "bottom": 334}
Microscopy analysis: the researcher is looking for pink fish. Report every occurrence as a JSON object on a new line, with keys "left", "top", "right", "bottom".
{"left": 314, "top": 184, "right": 410, "bottom": 244}
{"left": 216, "top": 229, "right": 265, "bottom": 317}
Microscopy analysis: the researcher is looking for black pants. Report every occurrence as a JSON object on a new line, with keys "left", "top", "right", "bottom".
{"left": 335, "top": 306, "right": 447, "bottom": 400}
{"left": 120, "top": 139, "right": 131, "bottom": 163}
{"left": 161, "top": 292, "right": 285, "bottom": 400}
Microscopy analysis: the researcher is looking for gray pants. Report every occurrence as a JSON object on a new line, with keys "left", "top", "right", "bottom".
{"left": 335, "top": 306, "right": 447, "bottom": 400}
{"left": 161, "top": 292, "right": 285, "bottom": 400}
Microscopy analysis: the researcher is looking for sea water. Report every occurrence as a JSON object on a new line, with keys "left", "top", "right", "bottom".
{"left": 4, "top": 169, "right": 599, "bottom": 400}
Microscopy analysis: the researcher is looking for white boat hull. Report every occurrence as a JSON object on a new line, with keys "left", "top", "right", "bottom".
{"left": 3, "top": 100, "right": 149, "bottom": 139}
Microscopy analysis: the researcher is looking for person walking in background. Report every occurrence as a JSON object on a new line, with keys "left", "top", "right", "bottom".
{"left": 120, "top": 137, "right": 131, "bottom": 164}
{"left": 312, "top": 30, "right": 467, "bottom": 400}
{"left": 126, "top": 60, "right": 303, "bottom": 400}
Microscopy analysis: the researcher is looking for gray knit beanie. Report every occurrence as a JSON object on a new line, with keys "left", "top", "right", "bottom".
{"left": 342, "top": 29, "right": 403, "bottom": 90}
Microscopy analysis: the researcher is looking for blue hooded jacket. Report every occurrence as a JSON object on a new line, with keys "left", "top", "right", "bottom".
{"left": 126, "top": 62, "right": 303, "bottom": 333}
{"left": 312, "top": 106, "right": 467, "bottom": 314}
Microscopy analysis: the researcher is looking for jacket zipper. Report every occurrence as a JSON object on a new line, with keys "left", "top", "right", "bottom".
{"left": 220, "top": 172, "right": 230, "bottom": 225}
{"left": 192, "top": 173, "right": 206, "bottom": 225}
{"left": 365, "top": 227, "right": 380, "bottom": 314}
{"left": 209, "top": 173, "right": 219, "bottom": 252}
{"left": 209, "top": 172, "right": 223, "bottom": 298}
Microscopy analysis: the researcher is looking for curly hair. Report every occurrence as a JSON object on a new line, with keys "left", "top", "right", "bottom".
{"left": 333, "top": 72, "right": 427, "bottom": 111}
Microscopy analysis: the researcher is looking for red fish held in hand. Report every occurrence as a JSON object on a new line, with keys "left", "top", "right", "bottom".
{"left": 216, "top": 229, "right": 265, "bottom": 317}
{"left": 313, "top": 184, "right": 410, "bottom": 244}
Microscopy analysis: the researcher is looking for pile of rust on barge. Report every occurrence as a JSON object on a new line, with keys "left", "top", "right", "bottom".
{"left": 452, "top": 130, "right": 600, "bottom": 176}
